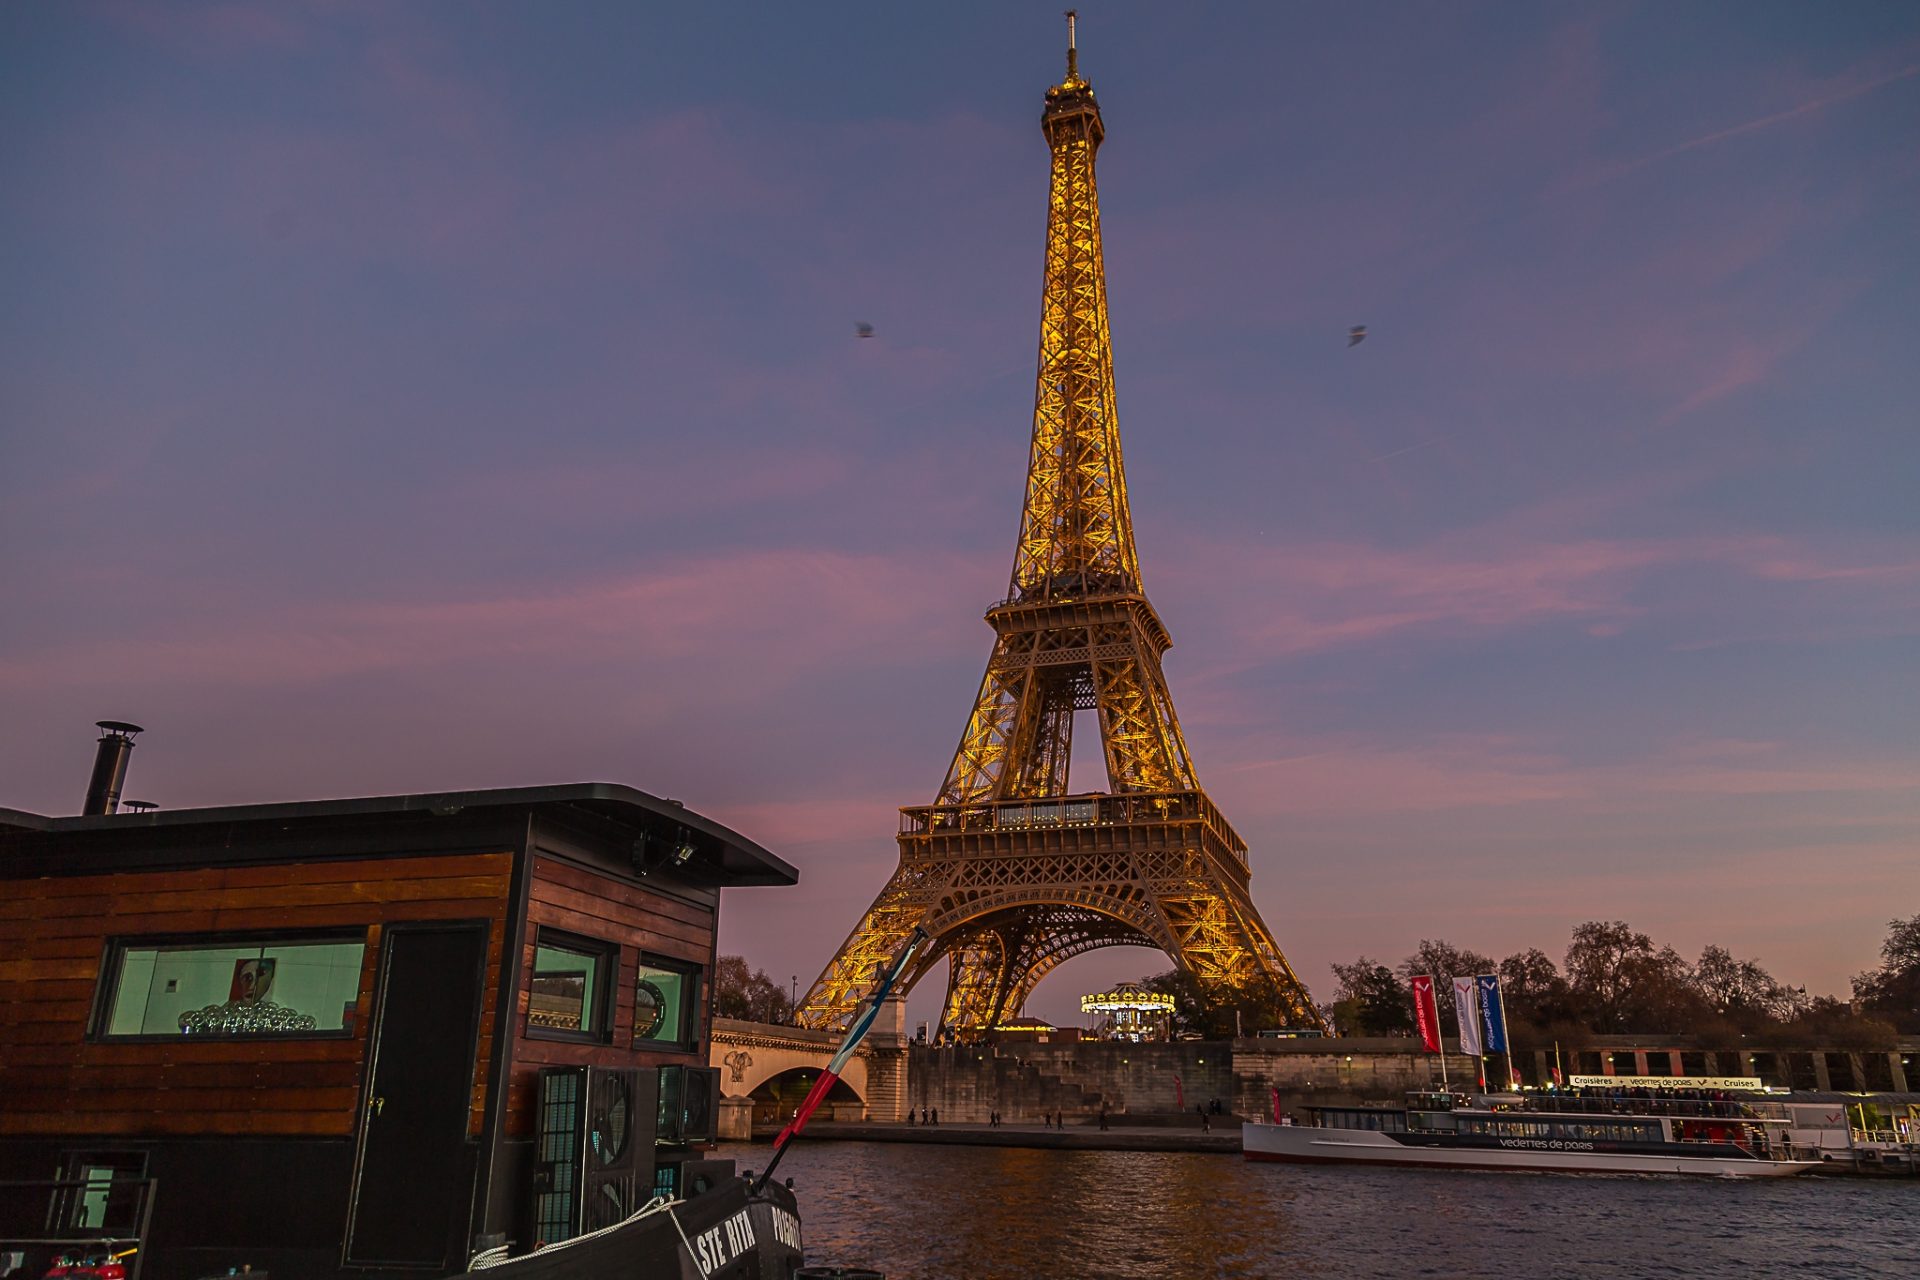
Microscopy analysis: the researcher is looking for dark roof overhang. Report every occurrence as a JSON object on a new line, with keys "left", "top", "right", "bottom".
{"left": 0, "top": 782, "right": 797, "bottom": 887}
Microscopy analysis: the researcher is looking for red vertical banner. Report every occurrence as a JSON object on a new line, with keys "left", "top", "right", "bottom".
{"left": 1411, "top": 974, "right": 1442, "bottom": 1054}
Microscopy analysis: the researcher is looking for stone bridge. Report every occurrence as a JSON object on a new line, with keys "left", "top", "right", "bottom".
{"left": 708, "top": 996, "right": 909, "bottom": 1139}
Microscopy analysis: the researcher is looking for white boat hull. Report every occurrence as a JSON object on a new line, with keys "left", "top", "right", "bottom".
{"left": 1243, "top": 1122, "right": 1820, "bottom": 1178}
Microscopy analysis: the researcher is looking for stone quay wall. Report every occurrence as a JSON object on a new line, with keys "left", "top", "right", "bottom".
{"left": 904, "top": 1036, "right": 1918, "bottom": 1122}
{"left": 905, "top": 1039, "right": 1478, "bottom": 1123}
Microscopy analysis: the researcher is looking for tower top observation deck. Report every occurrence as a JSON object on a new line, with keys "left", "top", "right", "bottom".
{"left": 1045, "top": 10, "right": 1102, "bottom": 143}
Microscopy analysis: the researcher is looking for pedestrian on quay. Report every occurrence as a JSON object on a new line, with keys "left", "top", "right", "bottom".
{"left": 1099, "top": 1106, "right": 1108, "bottom": 1131}
{"left": 907, "top": 1108, "right": 915, "bottom": 1126}
{"left": 931, "top": 1108, "right": 939, "bottom": 1125}
{"left": 1197, "top": 1104, "right": 1210, "bottom": 1133}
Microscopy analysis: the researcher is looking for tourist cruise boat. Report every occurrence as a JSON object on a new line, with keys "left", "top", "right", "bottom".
{"left": 1244, "top": 1088, "right": 1822, "bottom": 1177}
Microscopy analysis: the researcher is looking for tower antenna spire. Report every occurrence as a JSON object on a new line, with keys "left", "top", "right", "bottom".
{"left": 1066, "top": 9, "right": 1078, "bottom": 79}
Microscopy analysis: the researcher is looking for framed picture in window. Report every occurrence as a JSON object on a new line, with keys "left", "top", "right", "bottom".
{"left": 228, "top": 957, "right": 276, "bottom": 1005}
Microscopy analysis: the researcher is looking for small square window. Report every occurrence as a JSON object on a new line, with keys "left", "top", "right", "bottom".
{"left": 634, "top": 958, "right": 700, "bottom": 1048}
{"left": 529, "top": 932, "right": 615, "bottom": 1039}
{"left": 58, "top": 1152, "right": 148, "bottom": 1233}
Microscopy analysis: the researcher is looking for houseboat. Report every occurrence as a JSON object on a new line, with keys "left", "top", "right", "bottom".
{"left": 0, "top": 728, "right": 804, "bottom": 1280}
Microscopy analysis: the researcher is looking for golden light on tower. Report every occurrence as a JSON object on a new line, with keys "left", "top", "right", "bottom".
{"left": 799, "top": 17, "right": 1325, "bottom": 1041}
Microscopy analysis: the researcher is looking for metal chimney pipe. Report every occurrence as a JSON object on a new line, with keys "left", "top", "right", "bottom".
{"left": 83, "top": 720, "right": 144, "bottom": 816}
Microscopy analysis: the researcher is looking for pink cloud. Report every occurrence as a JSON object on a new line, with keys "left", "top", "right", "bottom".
{"left": 710, "top": 793, "right": 911, "bottom": 850}
{"left": 1165, "top": 530, "right": 1920, "bottom": 667}
{"left": 1212, "top": 731, "right": 1920, "bottom": 826}
{"left": 0, "top": 546, "right": 994, "bottom": 693}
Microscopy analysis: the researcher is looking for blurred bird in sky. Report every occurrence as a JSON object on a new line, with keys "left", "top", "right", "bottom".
{"left": 1348, "top": 324, "right": 1367, "bottom": 347}
{"left": 855, "top": 322, "right": 875, "bottom": 339}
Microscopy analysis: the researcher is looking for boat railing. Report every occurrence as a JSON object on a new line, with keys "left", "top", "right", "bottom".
{"left": 1518, "top": 1095, "right": 1769, "bottom": 1120}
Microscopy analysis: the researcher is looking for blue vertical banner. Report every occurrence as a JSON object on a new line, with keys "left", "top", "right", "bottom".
{"left": 1476, "top": 974, "right": 1509, "bottom": 1053}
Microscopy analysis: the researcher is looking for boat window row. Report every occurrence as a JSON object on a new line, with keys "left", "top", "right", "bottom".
{"left": 1456, "top": 1116, "right": 1662, "bottom": 1142}
{"left": 529, "top": 926, "right": 701, "bottom": 1050}
{"left": 1526, "top": 1095, "right": 1758, "bottom": 1119}
{"left": 1313, "top": 1108, "right": 1408, "bottom": 1132}
{"left": 90, "top": 927, "right": 703, "bottom": 1051}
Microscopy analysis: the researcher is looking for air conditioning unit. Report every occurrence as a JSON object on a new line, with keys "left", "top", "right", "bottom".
{"left": 532, "top": 1066, "right": 659, "bottom": 1242}
{"left": 656, "top": 1065, "right": 721, "bottom": 1144}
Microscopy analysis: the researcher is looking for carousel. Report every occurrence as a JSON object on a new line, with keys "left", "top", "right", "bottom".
{"left": 1081, "top": 983, "right": 1176, "bottom": 1041}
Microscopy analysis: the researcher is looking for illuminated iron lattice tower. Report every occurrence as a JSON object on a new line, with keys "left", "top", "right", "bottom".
{"left": 800, "top": 19, "right": 1324, "bottom": 1041}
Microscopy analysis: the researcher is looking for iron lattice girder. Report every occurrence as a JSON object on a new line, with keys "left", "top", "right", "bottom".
{"left": 928, "top": 905, "right": 1151, "bottom": 1031}
{"left": 795, "top": 45, "right": 1327, "bottom": 1041}
{"left": 1015, "top": 86, "right": 1136, "bottom": 604}
{"left": 938, "top": 595, "right": 1196, "bottom": 805}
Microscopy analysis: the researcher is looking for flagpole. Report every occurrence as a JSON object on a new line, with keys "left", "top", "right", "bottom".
{"left": 753, "top": 926, "right": 927, "bottom": 1193}
{"left": 1414, "top": 975, "right": 1448, "bottom": 1092}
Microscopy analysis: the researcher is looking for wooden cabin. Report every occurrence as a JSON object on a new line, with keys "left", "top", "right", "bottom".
{"left": 0, "top": 783, "right": 796, "bottom": 1280}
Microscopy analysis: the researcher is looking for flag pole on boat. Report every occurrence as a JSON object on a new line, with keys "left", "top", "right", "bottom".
{"left": 1452, "top": 976, "right": 1485, "bottom": 1092}
{"left": 1477, "top": 973, "right": 1515, "bottom": 1090}
{"left": 753, "top": 925, "right": 928, "bottom": 1193}
{"left": 1411, "top": 975, "right": 1447, "bottom": 1091}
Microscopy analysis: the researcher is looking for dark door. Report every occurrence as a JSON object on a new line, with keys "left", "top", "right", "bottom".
{"left": 344, "top": 922, "right": 489, "bottom": 1267}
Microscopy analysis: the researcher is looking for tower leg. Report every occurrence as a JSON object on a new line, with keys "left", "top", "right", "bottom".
{"left": 797, "top": 865, "right": 937, "bottom": 1029}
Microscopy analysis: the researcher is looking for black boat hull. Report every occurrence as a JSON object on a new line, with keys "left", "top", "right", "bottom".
{"left": 472, "top": 1179, "right": 802, "bottom": 1280}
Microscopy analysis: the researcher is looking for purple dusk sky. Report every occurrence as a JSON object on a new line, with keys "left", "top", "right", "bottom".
{"left": 3, "top": 3, "right": 1916, "bottom": 1029}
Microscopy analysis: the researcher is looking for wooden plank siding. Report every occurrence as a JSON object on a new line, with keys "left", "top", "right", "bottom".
{"left": 502, "top": 856, "right": 718, "bottom": 1138}
{"left": 0, "top": 853, "right": 511, "bottom": 1139}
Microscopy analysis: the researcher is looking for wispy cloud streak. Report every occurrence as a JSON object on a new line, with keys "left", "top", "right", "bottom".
{"left": 1573, "top": 61, "right": 1920, "bottom": 189}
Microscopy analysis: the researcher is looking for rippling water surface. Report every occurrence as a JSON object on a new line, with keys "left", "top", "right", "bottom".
{"left": 718, "top": 1141, "right": 1914, "bottom": 1279}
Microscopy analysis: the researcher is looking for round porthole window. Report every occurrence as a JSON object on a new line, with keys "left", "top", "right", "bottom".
{"left": 633, "top": 979, "right": 665, "bottom": 1040}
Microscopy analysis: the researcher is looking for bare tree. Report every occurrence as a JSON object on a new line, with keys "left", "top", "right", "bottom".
{"left": 714, "top": 954, "right": 796, "bottom": 1024}
{"left": 1329, "top": 958, "right": 1413, "bottom": 1037}
{"left": 1692, "top": 945, "right": 1803, "bottom": 1027}
{"left": 1398, "top": 939, "right": 1494, "bottom": 1021}
{"left": 1853, "top": 914, "right": 1920, "bottom": 1033}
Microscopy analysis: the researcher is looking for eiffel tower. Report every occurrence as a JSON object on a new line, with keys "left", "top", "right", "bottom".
{"left": 798, "top": 18, "right": 1324, "bottom": 1041}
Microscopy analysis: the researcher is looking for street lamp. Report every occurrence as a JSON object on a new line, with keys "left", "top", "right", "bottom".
{"left": 790, "top": 975, "right": 798, "bottom": 1023}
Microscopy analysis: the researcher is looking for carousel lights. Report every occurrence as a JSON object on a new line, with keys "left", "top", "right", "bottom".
{"left": 1079, "top": 987, "right": 1177, "bottom": 1014}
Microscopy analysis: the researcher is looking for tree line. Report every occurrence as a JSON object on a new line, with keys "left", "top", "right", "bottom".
{"left": 713, "top": 955, "right": 797, "bottom": 1024}
{"left": 1324, "top": 916, "right": 1919, "bottom": 1049}
{"left": 717, "top": 914, "right": 1919, "bottom": 1045}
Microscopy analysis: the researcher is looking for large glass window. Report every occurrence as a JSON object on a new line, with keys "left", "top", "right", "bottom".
{"left": 633, "top": 957, "right": 699, "bottom": 1048}
{"left": 99, "top": 936, "right": 364, "bottom": 1038}
{"left": 529, "top": 933, "right": 614, "bottom": 1038}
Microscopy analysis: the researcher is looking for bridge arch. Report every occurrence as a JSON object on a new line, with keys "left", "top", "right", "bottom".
{"left": 710, "top": 1011, "right": 912, "bottom": 1126}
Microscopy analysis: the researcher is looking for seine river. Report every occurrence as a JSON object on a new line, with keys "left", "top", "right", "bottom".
{"left": 718, "top": 1141, "right": 1914, "bottom": 1279}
